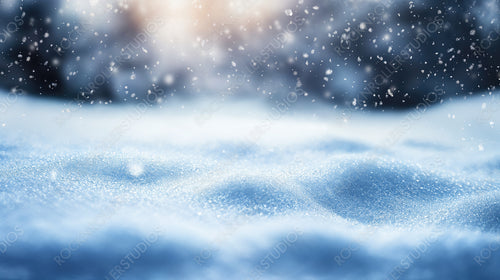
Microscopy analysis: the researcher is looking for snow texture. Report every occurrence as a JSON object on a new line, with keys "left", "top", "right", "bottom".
{"left": 0, "top": 94, "right": 499, "bottom": 279}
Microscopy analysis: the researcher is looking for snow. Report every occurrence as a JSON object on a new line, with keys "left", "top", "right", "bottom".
{"left": 0, "top": 93, "right": 499, "bottom": 279}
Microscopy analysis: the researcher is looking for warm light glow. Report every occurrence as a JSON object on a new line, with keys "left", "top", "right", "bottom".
{"left": 128, "top": 0, "right": 295, "bottom": 51}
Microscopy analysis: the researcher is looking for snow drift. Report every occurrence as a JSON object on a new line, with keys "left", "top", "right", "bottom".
{"left": 0, "top": 93, "right": 499, "bottom": 279}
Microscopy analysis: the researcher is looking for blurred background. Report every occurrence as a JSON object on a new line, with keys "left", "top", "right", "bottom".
{"left": 0, "top": 0, "right": 499, "bottom": 109}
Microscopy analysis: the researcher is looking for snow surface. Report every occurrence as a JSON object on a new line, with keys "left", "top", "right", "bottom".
{"left": 0, "top": 94, "right": 499, "bottom": 279}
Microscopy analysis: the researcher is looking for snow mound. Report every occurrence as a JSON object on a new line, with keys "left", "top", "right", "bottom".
{"left": 0, "top": 95, "right": 499, "bottom": 279}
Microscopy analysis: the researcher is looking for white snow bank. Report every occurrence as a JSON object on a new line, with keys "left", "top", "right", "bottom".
{"left": 0, "top": 94, "right": 499, "bottom": 279}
